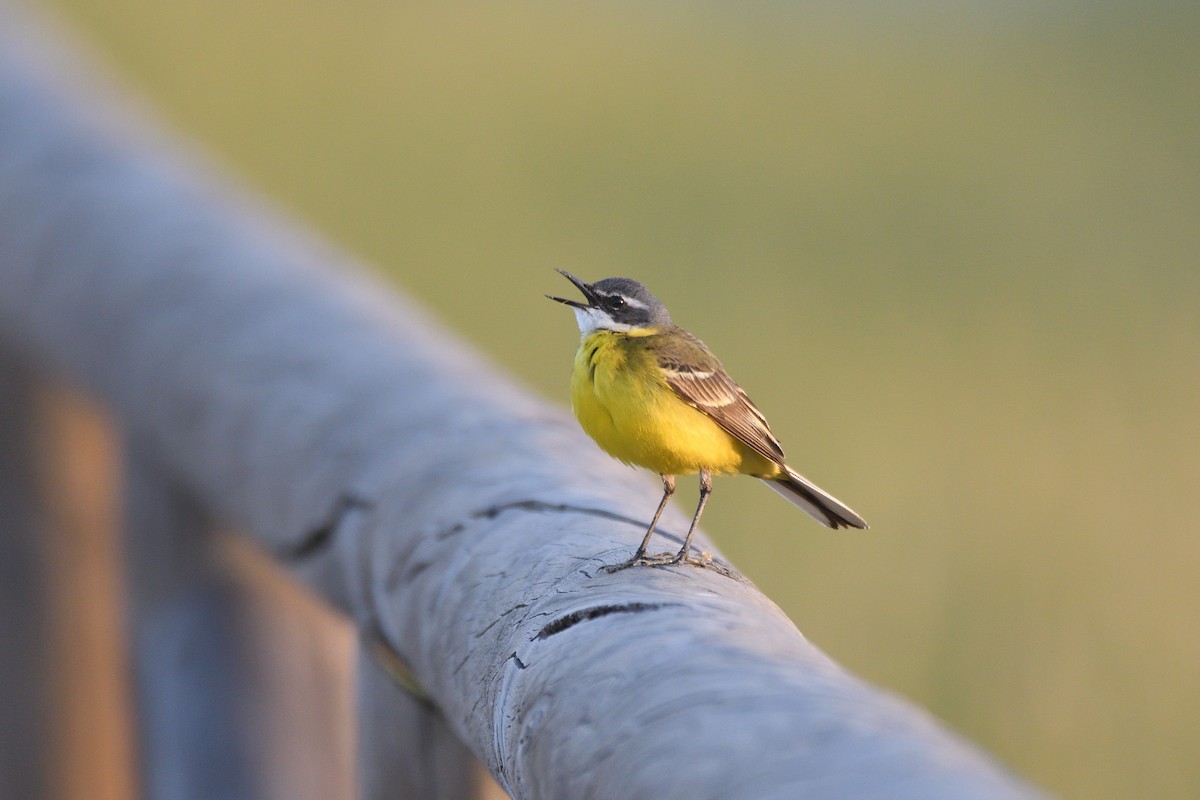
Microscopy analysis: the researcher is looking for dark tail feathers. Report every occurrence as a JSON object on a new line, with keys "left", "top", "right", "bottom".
{"left": 762, "top": 466, "right": 868, "bottom": 529}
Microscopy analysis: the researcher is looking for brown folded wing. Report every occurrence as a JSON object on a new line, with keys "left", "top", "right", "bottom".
{"left": 656, "top": 331, "right": 786, "bottom": 465}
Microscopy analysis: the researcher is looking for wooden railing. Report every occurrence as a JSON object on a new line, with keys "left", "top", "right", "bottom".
{"left": 0, "top": 3, "right": 1042, "bottom": 798}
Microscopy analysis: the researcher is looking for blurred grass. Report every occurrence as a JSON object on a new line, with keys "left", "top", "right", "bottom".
{"left": 40, "top": 0, "right": 1200, "bottom": 797}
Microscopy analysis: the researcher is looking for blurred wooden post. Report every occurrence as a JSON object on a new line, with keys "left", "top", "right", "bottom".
{"left": 357, "top": 645, "right": 483, "bottom": 799}
{"left": 122, "top": 443, "right": 264, "bottom": 800}
{"left": 0, "top": 352, "right": 52, "bottom": 799}
{"left": 121, "top": 459, "right": 360, "bottom": 800}
{"left": 34, "top": 386, "right": 136, "bottom": 800}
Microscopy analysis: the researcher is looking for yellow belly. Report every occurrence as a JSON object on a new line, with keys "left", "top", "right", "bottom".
{"left": 570, "top": 332, "right": 778, "bottom": 477}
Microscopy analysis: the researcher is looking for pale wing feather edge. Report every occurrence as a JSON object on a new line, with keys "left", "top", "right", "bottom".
{"left": 661, "top": 363, "right": 786, "bottom": 465}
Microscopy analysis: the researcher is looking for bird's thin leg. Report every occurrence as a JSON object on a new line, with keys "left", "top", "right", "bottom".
{"left": 605, "top": 475, "right": 674, "bottom": 572}
{"left": 671, "top": 469, "right": 712, "bottom": 563}
{"left": 633, "top": 474, "right": 675, "bottom": 560}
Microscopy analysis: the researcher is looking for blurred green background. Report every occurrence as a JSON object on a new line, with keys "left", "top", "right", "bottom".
{"left": 43, "top": 0, "right": 1198, "bottom": 797}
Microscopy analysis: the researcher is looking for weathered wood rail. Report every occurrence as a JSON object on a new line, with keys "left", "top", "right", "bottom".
{"left": 0, "top": 3, "right": 1043, "bottom": 798}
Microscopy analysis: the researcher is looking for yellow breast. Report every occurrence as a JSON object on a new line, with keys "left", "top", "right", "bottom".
{"left": 570, "top": 331, "right": 775, "bottom": 477}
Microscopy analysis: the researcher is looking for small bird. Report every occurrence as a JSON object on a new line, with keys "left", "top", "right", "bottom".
{"left": 548, "top": 270, "right": 867, "bottom": 569}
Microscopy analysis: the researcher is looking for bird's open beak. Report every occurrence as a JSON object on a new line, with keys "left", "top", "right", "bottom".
{"left": 546, "top": 269, "right": 597, "bottom": 309}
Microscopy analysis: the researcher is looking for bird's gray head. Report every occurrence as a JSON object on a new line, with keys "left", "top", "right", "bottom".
{"left": 547, "top": 270, "right": 672, "bottom": 334}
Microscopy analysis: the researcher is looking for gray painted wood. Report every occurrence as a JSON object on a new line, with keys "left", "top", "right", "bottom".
{"left": 0, "top": 4, "right": 1044, "bottom": 798}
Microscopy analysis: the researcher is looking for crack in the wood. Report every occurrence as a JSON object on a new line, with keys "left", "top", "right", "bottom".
{"left": 536, "top": 602, "right": 670, "bottom": 640}
{"left": 474, "top": 603, "right": 530, "bottom": 639}
{"left": 281, "top": 492, "right": 372, "bottom": 560}
{"left": 471, "top": 499, "right": 686, "bottom": 545}
{"left": 470, "top": 500, "right": 744, "bottom": 581}
{"left": 382, "top": 494, "right": 742, "bottom": 601}
{"left": 434, "top": 522, "right": 465, "bottom": 540}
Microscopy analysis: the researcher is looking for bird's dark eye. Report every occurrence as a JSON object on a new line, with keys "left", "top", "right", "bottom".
{"left": 606, "top": 295, "right": 626, "bottom": 311}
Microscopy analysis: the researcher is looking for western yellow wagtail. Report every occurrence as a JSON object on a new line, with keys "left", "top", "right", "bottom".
{"left": 549, "top": 270, "right": 867, "bottom": 570}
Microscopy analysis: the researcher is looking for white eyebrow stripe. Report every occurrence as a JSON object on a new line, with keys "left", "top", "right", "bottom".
{"left": 594, "top": 289, "right": 648, "bottom": 311}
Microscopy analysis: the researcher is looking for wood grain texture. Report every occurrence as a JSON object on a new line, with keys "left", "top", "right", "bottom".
{"left": 0, "top": 3, "right": 1043, "bottom": 798}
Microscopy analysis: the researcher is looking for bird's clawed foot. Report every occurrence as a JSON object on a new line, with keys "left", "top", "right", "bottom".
{"left": 667, "top": 546, "right": 713, "bottom": 567}
{"left": 603, "top": 548, "right": 712, "bottom": 573}
{"left": 603, "top": 551, "right": 660, "bottom": 573}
